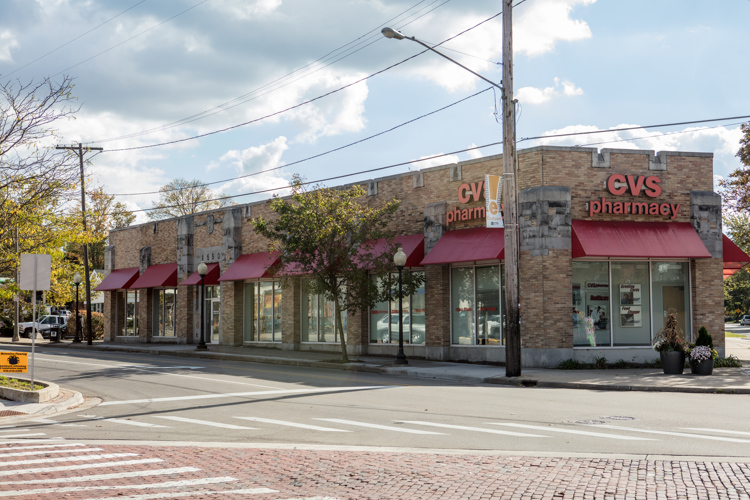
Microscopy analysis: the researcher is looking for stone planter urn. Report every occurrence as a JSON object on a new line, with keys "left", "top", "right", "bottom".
{"left": 690, "top": 358, "right": 713, "bottom": 376}
{"left": 660, "top": 350, "right": 685, "bottom": 375}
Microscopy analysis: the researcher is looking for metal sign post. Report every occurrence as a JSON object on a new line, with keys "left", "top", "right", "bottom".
{"left": 20, "top": 254, "right": 51, "bottom": 389}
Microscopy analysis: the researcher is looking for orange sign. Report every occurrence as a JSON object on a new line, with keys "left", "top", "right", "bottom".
{"left": 0, "top": 352, "right": 28, "bottom": 373}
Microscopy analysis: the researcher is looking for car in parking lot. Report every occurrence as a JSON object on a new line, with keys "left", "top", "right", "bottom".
{"left": 741, "top": 315, "right": 750, "bottom": 326}
{"left": 18, "top": 315, "right": 68, "bottom": 339}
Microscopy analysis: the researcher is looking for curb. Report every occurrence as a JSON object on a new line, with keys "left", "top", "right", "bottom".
{"left": 483, "top": 377, "right": 750, "bottom": 394}
{"left": 0, "top": 379, "right": 59, "bottom": 403}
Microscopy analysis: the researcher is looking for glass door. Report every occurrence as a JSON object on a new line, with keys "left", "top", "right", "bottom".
{"left": 210, "top": 299, "right": 221, "bottom": 343}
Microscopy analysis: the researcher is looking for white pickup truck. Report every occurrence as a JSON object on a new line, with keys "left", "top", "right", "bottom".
{"left": 18, "top": 315, "right": 68, "bottom": 339}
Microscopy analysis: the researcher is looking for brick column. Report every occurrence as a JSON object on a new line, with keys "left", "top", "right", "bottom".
{"left": 176, "top": 285, "right": 193, "bottom": 344}
{"left": 281, "top": 278, "right": 301, "bottom": 351}
{"left": 424, "top": 264, "right": 450, "bottom": 360}
{"left": 139, "top": 289, "right": 153, "bottom": 342}
{"left": 220, "top": 280, "right": 244, "bottom": 346}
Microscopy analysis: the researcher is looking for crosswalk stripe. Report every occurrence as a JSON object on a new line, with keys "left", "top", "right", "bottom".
{"left": 79, "top": 488, "right": 279, "bottom": 500}
{"left": 491, "top": 423, "right": 655, "bottom": 440}
{"left": 588, "top": 424, "right": 750, "bottom": 443}
{"left": 0, "top": 433, "right": 47, "bottom": 439}
{"left": 0, "top": 438, "right": 66, "bottom": 445}
{"left": 0, "top": 428, "right": 30, "bottom": 433}
{"left": 0, "top": 458, "right": 163, "bottom": 477}
{"left": 0, "top": 447, "right": 103, "bottom": 458}
{"left": 0, "top": 476, "right": 238, "bottom": 497}
{"left": 0, "top": 467, "right": 201, "bottom": 485}
{"left": 400, "top": 421, "right": 548, "bottom": 437}
{"left": 313, "top": 419, "right": 446, "bottom": 435}
{"left": 104, "top": 419, "right": 170, "bottom": 428}
{"left": 0, "top": 452, "right": 138, "bottom": 467}
{"left": 682, "top": 427, "right": 750, "bottom": 437}
{"left": 234, "top": 417, "right": 351, "bottom": 432}
{"left": 100, "top": 385, "right": 392, "bottom": 406}
{"left": 0, "top": 443, "right": 86, "bottom": 452}
{"left": 153, "top": 416, "right": 257, "bottom": 430}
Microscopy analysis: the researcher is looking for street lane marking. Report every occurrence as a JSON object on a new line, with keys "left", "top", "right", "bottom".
{"left": 0, "top": 476, "right": 238, "bottom": 497}
{"left": 153, "top": 416, "right": 257, "bottom": 430}
{"left": 100, "top": 385, "right": 392, "bottom": 406}
{"left": 0, "top": 433, "right": 47, "bottom": 439}
{"left": 400, "top": 421, "right": 548, "bottom": 437}
{"left": 0, "top": 452, "right": 138, "bottom": 466}
{"left": 313, "top": 419, "right": 446, "bottom": 435}
{"left": 0, "top": 458, "right": 163, "bottom": 477}
{"left": 682, "top": 427, "right": 750, "bottom": 437}
{"left": 81, "top": 489, "right": 279, "bottom": 500}
{"left": 588, "top": 424, "right": 750, "bottom": 443}
{"left": 30, "top": 418, "right": 87, "bottom": 427}
{"left": 0, "top": 438, "right": 66, "bottom": 444}
{"left": 0, "top": 428, "right": 30, "bottom": 433}
{"left": 491, "top": 423, "right": 656, "bottom": 440}
{"left": 0, "top": 467, "right": 201, "bottom": 485}
{"left": 0, "top": 447, "right": 103, "bottom": 458}
{"left": 0, "top": 443, "right": 85, "bottom": 452}
{"left": 34, "top": 356, "right": 283, "bottom": 389}
{"left": 234, "top": 417, "right": 351, "bottom": 432}
{"left": 104, "top": 419, "right": 170, "bottom": 428}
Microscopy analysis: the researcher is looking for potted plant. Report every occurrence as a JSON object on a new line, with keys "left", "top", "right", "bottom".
{"left": 653, "top": 310, "right": 686, "bottom": 374}
{"left": 687, "top": 326, "right": 716, "bottom": 375}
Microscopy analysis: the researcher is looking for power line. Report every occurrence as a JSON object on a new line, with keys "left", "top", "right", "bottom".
{"left": 50, "top": 0, "right": 211, "bottom": 79}
{"left": 110, "top": 114, "right": 750, "bottom": 217}
{"left": 573, "top": 121, "right": 748, "bottom": 148}
{"left": 2, "top": 0, "right": 148, "bottom": 79}
{"left": 110, "top": 87, "right": 493, "bottom": 196}
{"left": 89, "top": 0, "right": 453, "bottom": 144}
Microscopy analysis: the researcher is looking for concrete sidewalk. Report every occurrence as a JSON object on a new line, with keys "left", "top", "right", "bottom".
{"left": 1, "top": 334, "right": 749, "bottom": 398}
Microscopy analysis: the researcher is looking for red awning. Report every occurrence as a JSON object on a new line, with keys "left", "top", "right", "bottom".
{"left": 180, "top": 263, "right": 221, "bottom": 286}
{"left": 357, "top": 234, "right": 425, "bottom": 268}
{"left": 218, "top": 252, "right": 280, "bottom": 281}
{"left": 572, "top": 220, "right": 711, "bottom": 259}
{"left": 722, "top": 234, "right": 750, "bottom": 270}
{"left": 420, "top": 227, "right": 505, "bottom": 265}
{"left": 129, "top": 263, "right": 178, "bottom": 289}
{"left": 94, "top": 267, "right": 140, "bottom": 291}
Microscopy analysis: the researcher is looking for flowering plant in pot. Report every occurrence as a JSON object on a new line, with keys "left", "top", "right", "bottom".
{"left": 687, "top": 326, "right": 717, "bottom": 375}
{"left": 653, "top": 310, "right": 686, "bottom": 374}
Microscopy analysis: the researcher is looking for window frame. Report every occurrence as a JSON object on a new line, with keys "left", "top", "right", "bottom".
{"left": 449, "top": 262, "right": 505, "bottom": 346}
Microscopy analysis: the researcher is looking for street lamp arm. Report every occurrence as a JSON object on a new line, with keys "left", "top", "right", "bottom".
{"left": 381, "top": 28, "right": 502, "bottom": 91}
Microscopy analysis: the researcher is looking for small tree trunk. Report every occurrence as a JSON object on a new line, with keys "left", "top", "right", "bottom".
{"left": 335, "top": 297, "right": 349, "bottom": 363}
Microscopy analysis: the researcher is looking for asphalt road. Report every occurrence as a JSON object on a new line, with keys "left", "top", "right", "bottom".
{"left": 8, "top": 347, "right": 750, "bottom": 458}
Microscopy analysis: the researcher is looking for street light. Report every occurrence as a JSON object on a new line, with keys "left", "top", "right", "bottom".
{"left": 381, "top": 24, "right": 521, "bottom": 377}
{"left": 196, "top": 262, "right": 208, "bottom": 351}
{"left": 393, "top": 247, "right": 408, "bottom": 365}
{"left": 73, "top": 273, "right": 82, "bottom": 343}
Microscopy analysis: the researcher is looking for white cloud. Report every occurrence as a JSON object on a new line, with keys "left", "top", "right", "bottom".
{"left": 410, "top": 153, "right": 460, "bottom": 170}
{"left": 516, "top": 77, "right": 583, "bottom": 105}
{"left": 515, "top": 0, "right": 596, "bottom": 57}
{"left": 0, "top": 31, "right": 19, "bottom": 62}
{"left": 212, "top": 0, "right": 283, "bottom": 19}
{"left": 466, "top": 144, "right": 484, "bottom": 160}
{"left": 217, "top": 136, "right": 288, "bottom": 173}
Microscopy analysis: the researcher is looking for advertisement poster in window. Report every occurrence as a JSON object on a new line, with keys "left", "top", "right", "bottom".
{"left": 619, "top": 284, "right": 641, "bottom": 305}
{"left": 620, "top": 305, "right": 642, "bottom": 327}
{"left": 585, "top": 282, "right": 609, "bottom": 330}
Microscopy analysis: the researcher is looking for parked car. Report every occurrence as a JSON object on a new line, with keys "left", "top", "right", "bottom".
{"left": 741, "top": 315, "right": 750, "bottom": 326}
{"left": 18, "top": 315, "right": 68, "bottom": 339}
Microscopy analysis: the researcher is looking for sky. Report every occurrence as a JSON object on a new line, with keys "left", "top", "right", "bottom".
{"left": 1, "top": 0, "right": 748, "bottom": 222}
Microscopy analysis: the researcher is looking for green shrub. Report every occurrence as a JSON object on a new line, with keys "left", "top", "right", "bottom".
{"left": 66, "top": 310, "right": 104, "bottom": 340}
{"left": 593, "top": 356, "right": 607, "bottom": 369}
{"left": 557, "top": 359, "right": 584, "bottom": 370}
{"left": 714, "top": 355, "right": 742, "bottom": 368}
{"left": 695, "top": 326, "right": 714, "bottom": 350}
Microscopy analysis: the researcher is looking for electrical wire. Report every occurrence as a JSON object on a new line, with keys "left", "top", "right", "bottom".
{"left": 2, "top": 0, "right": 148, "bottom": 79}
{"left": 88, "top": 0, "right": 453, "bottom": 144}
{"left": 49, "top": 0, "right": 211, "bottom": 79}
{"left": 108, "top": 114, "right": 750, "bottom": 216}
{"left": 109, "top": 87, "right": 493, "bottom": 195}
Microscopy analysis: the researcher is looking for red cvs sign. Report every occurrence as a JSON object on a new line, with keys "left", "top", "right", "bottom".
{"left": 589, "top": 174, "right": 679, "bottom": 219}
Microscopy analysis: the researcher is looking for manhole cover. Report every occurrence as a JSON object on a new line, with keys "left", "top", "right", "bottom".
{"left": 573, "top": 420, "right": 606, "bottom": 425}
{"left": 0, "top": 410, "right": 27, "bottom": 417}
{"left": 601, "top": 416, "right": 635, "bottom": 421}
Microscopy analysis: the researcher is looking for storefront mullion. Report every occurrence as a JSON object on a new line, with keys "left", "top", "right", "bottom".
{"left": 243, "top": 281, "right": 282, "bottom": 343}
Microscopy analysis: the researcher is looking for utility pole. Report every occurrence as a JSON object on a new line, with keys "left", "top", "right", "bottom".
{"left": 56, "top": 143, "right": 103, "bottom": 345}
{"left": 502, "top": 0, "right": 521, "bottom": 377}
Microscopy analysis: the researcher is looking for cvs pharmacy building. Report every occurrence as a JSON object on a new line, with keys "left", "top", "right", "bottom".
{"left": 97, "top": 146, "right": 747, "bottom": 367}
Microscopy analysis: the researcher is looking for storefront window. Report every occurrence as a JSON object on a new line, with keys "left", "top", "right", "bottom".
{"left": 611, "top": 262, "right": 651, "bottom": 346}
{"left": 369, "top": 271, "right": 425, "bottom": 344}
{"left": 243, "top": 281, "right": 282, "bottom": 342}
{"left": 572, "top": 262, "right": 611, "bottom": 347}
{"left": 651, "top": 261, "right": 690, "bottom": 340}
{"left": 301, "top": 281, "right": 346, "bottom": 343}
{"left": 153, "top": 288, "right": 176, "bottom": 337}
{"left": 123, "top": 290, "right": 138, "bottom": 336}
{"left": 204, "top": 285, "right": 220, "bottom": 343}
{"left": 451, "top": 265, "right": 503, "bottom": 345}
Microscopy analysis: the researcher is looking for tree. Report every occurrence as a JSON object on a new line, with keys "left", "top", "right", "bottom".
{"left": 148, "top": 178, "right": 232, "bottom": 220}
{"left": 719, "top": 122, "right": 750, "bottom": 212}
{"left": 66, "top": 186, "right": 135, "bottom": 270}
{"left": 251, "top": 175, "right": 423, "bottom": 362}
{"left": 723, "top": 211, "right": 750, "bottom": 317}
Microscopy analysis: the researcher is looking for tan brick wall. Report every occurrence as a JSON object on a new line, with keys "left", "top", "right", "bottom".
{"left": 425, "top": 265, "right": 450, "bottom": 347}
{"left": 220, "top": 280, "right": 244, "bottom": 346}
{"left": 692, "top": 258, "right": 725, "bottom": 347}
